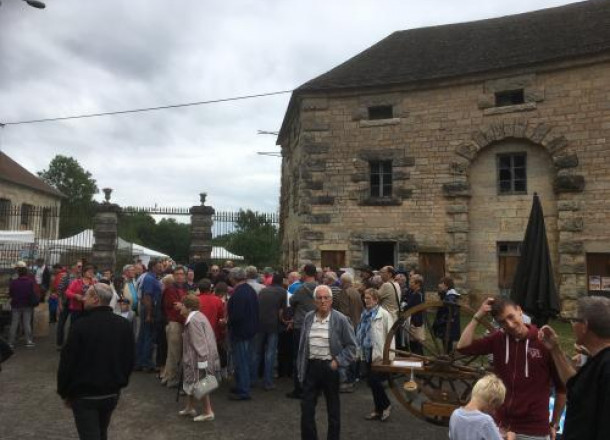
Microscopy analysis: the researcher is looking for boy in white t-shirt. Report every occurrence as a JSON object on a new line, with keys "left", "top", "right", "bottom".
{"left": 449, "top": 374, "right": 509, "bottom": 440}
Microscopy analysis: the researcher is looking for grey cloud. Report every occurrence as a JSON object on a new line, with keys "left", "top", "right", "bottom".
{"left": 1, "top": 0, "right": 578, "bottom": 213}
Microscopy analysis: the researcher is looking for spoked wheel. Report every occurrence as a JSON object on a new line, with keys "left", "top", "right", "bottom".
{"left": 372, "top": 301, "right": 495, "bottom": 426}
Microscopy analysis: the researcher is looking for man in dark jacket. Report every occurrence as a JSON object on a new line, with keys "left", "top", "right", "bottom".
{"left": 227, "top": 267, "right": 259, "bottom": 400}
{"left": 540, "top": 296, "right": 610, "bottom": 440}
{"left": 8, "top": 263, "right": 36, "bottom": 349}
{"left": 58, "top": 283, "right": 135, "bottom": 440}
{"left": 286, "top": 263, "right": 317, "bottom": 399}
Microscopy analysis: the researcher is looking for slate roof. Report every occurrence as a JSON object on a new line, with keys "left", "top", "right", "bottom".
{"left": 298, "top": 0, "right": 610, "bottom": 92}
{"left": 0, "top": 151, "right": 65, "bottom": 199}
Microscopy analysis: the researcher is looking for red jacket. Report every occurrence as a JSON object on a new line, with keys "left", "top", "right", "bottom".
{"left": 162, "top": 284, "right": 187, "bottom": 323}
{"left": 66, "top": 278, "right": 97, "bottom": 312}
{"left": 198, "top": 293, "right": 225, "bottom": 342}
{"left": 458, "top": 325, "right": 565, "bottom": 436}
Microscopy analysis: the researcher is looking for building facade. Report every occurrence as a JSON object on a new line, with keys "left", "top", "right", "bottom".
{"left": 0, "top": 151, "right": 64, "bottom": 239}
{"left": 277, "top": 1, "right": 610, "bottom": 312}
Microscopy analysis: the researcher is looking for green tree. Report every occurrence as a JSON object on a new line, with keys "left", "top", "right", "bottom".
{"left": 38, "top": 155, "right": 99, "bottom": 237}
{"left": 38, "top": 155, "right": 98, "bottom": 203}
{"left": 216, "top": 210, "right": 280, "bottom": 268}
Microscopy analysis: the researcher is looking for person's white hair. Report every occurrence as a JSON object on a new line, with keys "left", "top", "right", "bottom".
{"left": 471, "top": 374, "right": 506, "bottom": 409}
{"left": 230, "top": 267, "right": 247, "bottom": 282}
{"left": 245, "top": 266, "right": 258, "bottom": 279}
{"left": 314, "top": 284, "right": 333, "bottom": 299}
{"left": 90, "top": 284, "right": 113, "bottom": 306}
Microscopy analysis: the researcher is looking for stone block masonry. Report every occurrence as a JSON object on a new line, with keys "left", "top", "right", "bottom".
{"left": 279, "top": 57, "right": 610, "bottom": 314}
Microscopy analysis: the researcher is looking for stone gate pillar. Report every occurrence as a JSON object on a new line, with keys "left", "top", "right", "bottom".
{"left": 92, "top": 188, "right": 120, "bottom": 271}
{"left": 190, "top": 193, "right": 215, "bottom": 264}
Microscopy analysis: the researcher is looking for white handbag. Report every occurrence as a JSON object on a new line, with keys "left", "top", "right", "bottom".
{"left": 193, "top": 368, "right": 219, "bottom": 400}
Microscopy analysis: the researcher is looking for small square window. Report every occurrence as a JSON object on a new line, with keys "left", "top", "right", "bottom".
{"left": 495, "top": 89, "right": 525, "bottom": 107}
{"left": 367, "top": 105, "right": 394, "bottom": 120}
{"left": 497, "top": 153, "right": 527, "bottom": 195}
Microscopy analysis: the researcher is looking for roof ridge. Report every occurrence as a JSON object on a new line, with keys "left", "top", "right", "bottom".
{"left": 0, "top": 151, "right": 66, "bottom": 199}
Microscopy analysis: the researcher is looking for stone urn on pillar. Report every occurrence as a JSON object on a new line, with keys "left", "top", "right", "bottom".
{"left": 92, "top": 188, "right": 121, "bottom": 271}
{"left": 189, "top": 192, "right": 215, "bottom": 264}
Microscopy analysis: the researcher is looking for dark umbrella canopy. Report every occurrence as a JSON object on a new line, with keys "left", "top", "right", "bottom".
{"left": 511, "top": 193, "right": 560, "bottom": 327}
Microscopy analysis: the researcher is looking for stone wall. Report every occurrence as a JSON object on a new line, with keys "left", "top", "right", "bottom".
{"left": 279, "top": 57, "right": 610, "bottom": 313}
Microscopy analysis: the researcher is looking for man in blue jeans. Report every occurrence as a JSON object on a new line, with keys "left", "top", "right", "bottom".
{"left": 227, "top": 267, "right": 259, "bottom": 400}
{"left": 254, "top": 273, "right": 287, "bottom": 390}
{"left": 135, "top": 259, "right": 162, "bottom": 372}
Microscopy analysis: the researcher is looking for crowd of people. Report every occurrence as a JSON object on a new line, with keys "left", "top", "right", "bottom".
{"left": 2, "top": 257, "right": 609, "bottom": 440}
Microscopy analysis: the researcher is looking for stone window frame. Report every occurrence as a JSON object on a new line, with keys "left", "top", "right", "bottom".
{"left": 367, "top": 105, "right": 394, "bottom": 120}
{"left": 494, "top": 89, "right": 525, "bottom": 107}
{"left": 497, "top": 152, "right": 527, "bottom": 195}
{"left": 370, "top": 160, "right": 393, "bottom": 198}
{"left": 354, "top": 94, "right": 403, "bottom": 127}
{"left": 478, "top": 74, "right": 544, "bottom": 116}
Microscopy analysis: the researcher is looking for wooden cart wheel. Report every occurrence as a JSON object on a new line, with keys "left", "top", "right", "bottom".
{"left": 372, "top": 300, "right": 495, "bottom": 426}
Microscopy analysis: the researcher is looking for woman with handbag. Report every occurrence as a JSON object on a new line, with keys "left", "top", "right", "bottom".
{"left": 178, "top": 294, "right": 220, "bottom": 422}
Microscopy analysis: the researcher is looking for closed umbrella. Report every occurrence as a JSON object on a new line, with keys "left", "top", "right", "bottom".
{"left": 511, "top": 193, "right": 560, "bottom": 327}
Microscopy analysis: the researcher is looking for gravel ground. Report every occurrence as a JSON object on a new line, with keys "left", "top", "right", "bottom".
{"left": 0, "top": 327, "right": 448, "bottom": 440}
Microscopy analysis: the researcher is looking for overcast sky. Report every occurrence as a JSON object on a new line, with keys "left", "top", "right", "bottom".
{"left": 0, "top": 0, "right": 580, "bottom": 212}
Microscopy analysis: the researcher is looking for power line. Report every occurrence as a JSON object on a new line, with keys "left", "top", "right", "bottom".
{"left": 1, "top": 89, "right": 293, "bottom": 126}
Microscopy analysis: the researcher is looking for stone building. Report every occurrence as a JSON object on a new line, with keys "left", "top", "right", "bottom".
{"left": 277, "top": 0, "right": 610, "bottom": 312}
{"left": 0, "top": 151, "right": 64, "bottom": 238}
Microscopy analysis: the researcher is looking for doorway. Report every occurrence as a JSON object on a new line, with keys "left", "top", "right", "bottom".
{"left": 366, "top": 242, "right": 396, "bottom": 270}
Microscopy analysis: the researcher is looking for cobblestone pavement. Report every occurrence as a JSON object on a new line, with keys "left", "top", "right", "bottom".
{"left": 0, "top": 329, "right": 448, "bottom": 440}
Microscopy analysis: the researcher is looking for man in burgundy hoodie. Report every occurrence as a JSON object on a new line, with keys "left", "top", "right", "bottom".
{"left": 457, "top": 297, "right": 566, "bottom": 439}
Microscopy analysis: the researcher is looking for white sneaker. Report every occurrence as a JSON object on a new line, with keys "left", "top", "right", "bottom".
{"left": 25, "top": 342, "right": 35, "bottom": 348}
{"left": 178, "top": 408, "right": 197, "bottom": 417}
{"left": 193, "top": 413, "right": 215, "bottom": 422}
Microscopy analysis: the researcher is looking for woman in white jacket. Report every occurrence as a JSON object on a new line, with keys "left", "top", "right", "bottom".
{"left": 356, "top": 288, "right": 395, "bottom": 422}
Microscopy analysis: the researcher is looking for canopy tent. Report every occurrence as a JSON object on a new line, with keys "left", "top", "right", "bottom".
{"left": 39, "top": 229, "right": 169, "bottom": 260}
{"left": 0, "top": 230, "right": 35, "bottom": 243}
{"left": 0, "top": 230, "right": 36, "bottom": 269}
{"left": 211, "top": 246, "right": 244, "bottom": 261}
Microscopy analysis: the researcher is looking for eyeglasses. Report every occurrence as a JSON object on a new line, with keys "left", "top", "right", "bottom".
{"left": 567, "top": 317, "right": 585, "bottom": 324}
{"left": 315, "top": 296, "right": 332, "bottom": 302}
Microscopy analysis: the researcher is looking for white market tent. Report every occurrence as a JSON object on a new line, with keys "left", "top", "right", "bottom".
{"left": 211, "top": 246, "right": 244, "bottom": 261}
{"left": 0, "top": 230, "right": 35, "bottom": 243}
{"left": 39, "top": 229, "right": 169, "bottom": 260}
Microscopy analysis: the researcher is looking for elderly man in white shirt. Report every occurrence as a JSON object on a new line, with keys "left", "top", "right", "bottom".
{"left": 297, "top": 285, "right": 357, "bottom": 440}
